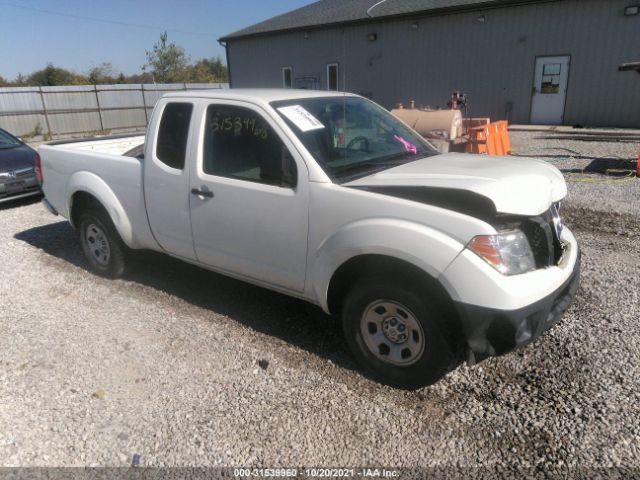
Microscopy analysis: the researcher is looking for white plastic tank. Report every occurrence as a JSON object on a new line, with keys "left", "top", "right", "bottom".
{"left": 391, "top": 107, "right": 463, "bottom": 141}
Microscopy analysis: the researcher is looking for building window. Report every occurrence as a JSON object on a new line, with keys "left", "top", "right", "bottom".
{"left": 203, "top": 104, "right": 297, "bottom": 188}
{"left": 156, "top": 102, "right": 193, "bottom": 169}
{"left": 327, "top": 63, "right": 339, "bottom": 91}
{"left": 541, "top": 63, "right": 561, "bottom": 94}
{"left": 282, "top": 67, "right": 293, "bottom": 88}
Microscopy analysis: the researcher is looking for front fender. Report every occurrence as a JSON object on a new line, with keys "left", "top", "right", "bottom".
{"left": 66, "top": 171, "right": 136, "bottom": 248}
{"left": 310, "top": 218, "right": 464, "bottom": 312}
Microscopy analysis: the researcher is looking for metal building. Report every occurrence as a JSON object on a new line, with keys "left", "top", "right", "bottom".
{"left": 220, "top": 0, "right": 640, "bottom": 127}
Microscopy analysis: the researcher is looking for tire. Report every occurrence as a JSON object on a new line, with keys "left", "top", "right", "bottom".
{"left": 342, "top": 277, "right": 456, "bottom": 389}
{"left": 77, "top": 207, "right": 129, "bottom": 278}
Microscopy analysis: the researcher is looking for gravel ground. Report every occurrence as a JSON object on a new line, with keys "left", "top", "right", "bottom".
{"left": 510, "top": 131, "right": 640, "bottom": 216}
{"left": 0, "top": 134, "right": 639, "bottom": 472}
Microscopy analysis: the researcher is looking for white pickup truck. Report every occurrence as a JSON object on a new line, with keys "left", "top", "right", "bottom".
{"left": 39, "top": 89, "right": 580, "bottom": 389}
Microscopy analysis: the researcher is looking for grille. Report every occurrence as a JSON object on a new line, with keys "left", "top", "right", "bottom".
{"left": 495, "top": 204, "right": 564, "bottom": 269}
{"left": 13, "top": 167, "right": 34, "bottom": 178}
{"left": 521, "top": 205, "right": 564, "bottom": 268}
{"left": 522, "top": 218, "right": 553, "bottom": 267}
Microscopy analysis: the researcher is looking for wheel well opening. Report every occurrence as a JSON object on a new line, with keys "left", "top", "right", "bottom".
{"left": 70, "top": 191, "right": 103, "bottom": 227}
{"left": 326, "top": 254, "right": 461, "bottom": 338}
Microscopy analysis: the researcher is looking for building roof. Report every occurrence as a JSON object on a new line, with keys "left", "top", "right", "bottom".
{"left": 220, "top": 0, "right": 551, "bottom": 41}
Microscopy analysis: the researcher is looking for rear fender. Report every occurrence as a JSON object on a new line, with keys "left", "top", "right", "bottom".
{"left": 311, "top": 218, "right": 464, "bottom": 312}
{"left": 66, "top": 171, "right": 135, "bottom": 248}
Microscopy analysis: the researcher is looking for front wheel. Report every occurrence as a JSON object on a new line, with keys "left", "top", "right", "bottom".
{"left": 342, "top": 278, "right": 456, "bottom": 389}
{"left": 78, "top": 208, "right": 129, "bottom": 278}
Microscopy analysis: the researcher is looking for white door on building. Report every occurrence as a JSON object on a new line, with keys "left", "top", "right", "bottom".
{"left": 530, "top": 56, "right": 570, "bottom": 125}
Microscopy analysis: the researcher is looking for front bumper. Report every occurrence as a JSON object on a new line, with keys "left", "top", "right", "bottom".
{"left": 455, "top": 249, "right": 581, "bottom": 365}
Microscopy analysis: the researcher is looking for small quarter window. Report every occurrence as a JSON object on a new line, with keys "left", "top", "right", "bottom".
{"left": 156, "top": 102, "right": 193, "bottom": 169}
{"left": 283, "top": 67, "right": 293, "bottom": 88}
{"left": 203, "top": 105, "right": 297, "bottom": 188}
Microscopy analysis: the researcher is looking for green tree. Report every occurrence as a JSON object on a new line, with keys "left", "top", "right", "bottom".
{"left": 188, "top": 61, "right": 214, "bottom": 83}
{"left": 27, "top": 63, "right": 88, "bottom": 86}
{"left": 189, "top": 57, "right": 228, "bottom": 82}
{"left": 0, "top": 75, "right": 8, "bottom": 87}
{"left": 124, "top": 72, "right": 154, "bottom": 84}
{"left": 88, "top": 62, "right": 119, "bottom": 84}
{"left": 143, "top": 32, "right": 189, "bottom": 83}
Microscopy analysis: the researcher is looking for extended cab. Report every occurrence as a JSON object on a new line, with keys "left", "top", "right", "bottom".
{"left": 39, "top": 89, "right": 580, "bottom": 388}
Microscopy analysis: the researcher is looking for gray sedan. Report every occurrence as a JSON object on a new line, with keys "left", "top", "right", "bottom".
{"left": 0, "top": 128, "right": 41, "bottom": 203}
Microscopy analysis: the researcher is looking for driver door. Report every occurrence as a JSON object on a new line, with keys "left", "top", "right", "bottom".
{"left": 189, "top": 101, "right": 309, "bottom": 292}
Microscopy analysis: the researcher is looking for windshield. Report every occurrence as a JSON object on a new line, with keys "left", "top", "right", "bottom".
{"left": 271, "top": 96, "right": 438, "bottom": 183}
{"left": 0, "top": 129, "right": 22, "bottom": 150}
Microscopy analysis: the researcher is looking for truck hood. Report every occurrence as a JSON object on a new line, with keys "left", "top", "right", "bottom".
{"left": 343, "top": 153, "right": 567, "bottom": 216}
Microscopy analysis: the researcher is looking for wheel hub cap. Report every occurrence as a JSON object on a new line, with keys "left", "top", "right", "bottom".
{"left": 382, "top": 317, "right": 408, "bottom": 343}
{"left": 85, "top": 224, "right": 110, "bottom": 267}
{"left": 360, "top": 300, "right": 426, "bottom": 367}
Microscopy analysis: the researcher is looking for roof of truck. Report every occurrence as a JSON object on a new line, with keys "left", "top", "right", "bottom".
{"left": 165, "top": 88, "right": 358, "bottom": 103}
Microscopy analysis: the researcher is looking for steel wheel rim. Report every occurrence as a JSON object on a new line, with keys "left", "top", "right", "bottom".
{"left": 360, "top": 300, "right": 425, "bottom": 366}
{"left": 85, "top": 223, "right": 110, "bottom": 267}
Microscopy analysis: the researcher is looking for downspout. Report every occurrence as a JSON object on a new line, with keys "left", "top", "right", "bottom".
{"left": 218, "top": 39, "right": 232, "bottom": 88}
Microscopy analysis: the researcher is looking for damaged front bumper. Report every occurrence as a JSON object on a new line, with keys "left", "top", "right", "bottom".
{"left": 455, "top": 249, "right": 581, "bottom": 365}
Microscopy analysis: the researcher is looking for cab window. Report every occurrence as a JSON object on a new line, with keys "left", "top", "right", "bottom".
{"left": 203, "top": 105, "right": 297, "bottom": 188}
{"left": 156, "top": 102, "right": 193, "bottom": 169}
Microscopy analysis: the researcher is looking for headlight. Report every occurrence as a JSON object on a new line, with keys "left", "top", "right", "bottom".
{"left": 468, "top": 230, "right": 536, "bottom": 275}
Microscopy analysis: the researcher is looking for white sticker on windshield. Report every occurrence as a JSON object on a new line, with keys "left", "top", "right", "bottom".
{"left": 277, "top": 105, "right": 325, "bottom": 132}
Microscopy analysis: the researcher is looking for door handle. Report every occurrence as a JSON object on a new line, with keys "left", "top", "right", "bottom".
{"left": 191, "top": 188, "right": 214, "bottom": 198}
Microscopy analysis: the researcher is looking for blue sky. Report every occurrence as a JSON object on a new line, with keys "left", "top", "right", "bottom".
{"left": 0, "top": 0, "right": 314, "bottom": 79}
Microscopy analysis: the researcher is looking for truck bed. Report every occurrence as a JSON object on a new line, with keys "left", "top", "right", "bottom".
{"left": 45, "top": 134, "right": 145, "bottom": 156}
{"left": 39, "top": 134, "right": 154, "bottom": 249}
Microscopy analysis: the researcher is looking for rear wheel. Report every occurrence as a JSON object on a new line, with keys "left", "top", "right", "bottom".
{"left": 342, "top": 277, "right": 455, "bottom": 389}
{"left": 78, "top": 208, "right": 128, "bottom": 278}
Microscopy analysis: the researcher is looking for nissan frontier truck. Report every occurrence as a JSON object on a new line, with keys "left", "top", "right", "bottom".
{"left": 38, "top": 89, "right": 580, "bottom": 388}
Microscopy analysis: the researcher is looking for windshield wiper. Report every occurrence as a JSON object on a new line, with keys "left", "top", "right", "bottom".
{"left": 333, "top": 162, "right": 390, "bottom": 178}
{"left": 373, "top": 151, "right": 427, "bottom": 165}
{"left": 333, "top": 152, "right": 422, "bottom": 175}
{"left": 333, "top": 154, "right": 428, "bottom": 183}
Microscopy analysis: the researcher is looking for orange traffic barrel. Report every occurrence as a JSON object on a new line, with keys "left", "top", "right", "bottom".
{"left": 487, "top": 123, "right": 502, "bottom": 156}
{"left": 496, "top": 121, "right": 511, "bottom": 155}
{"left": 465, "top": 126, "right": 488, "bottom": 154}
{"left": 465, "top": 121, "right": 511, "bottom": 156}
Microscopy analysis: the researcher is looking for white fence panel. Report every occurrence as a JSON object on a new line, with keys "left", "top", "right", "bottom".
{"left": 0, "top": 82, "right": 228, "bottom": 139}
{"left": 0, "top": 89, "right": 42, "bottom": 112}
{"left": 48, "top": 112, "right": 102, "bottom": 135}
{"left": 98, "top": 88, "right": 145, "bottom": 109}
{"left": 101, "top": 109, "right": 147, "bottom": 130}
